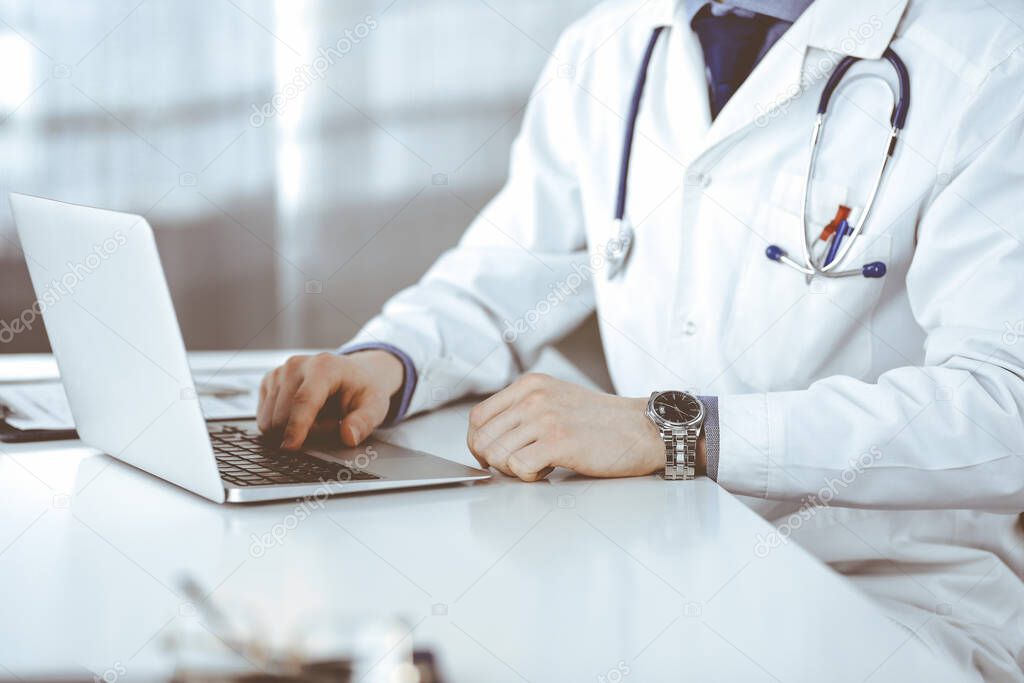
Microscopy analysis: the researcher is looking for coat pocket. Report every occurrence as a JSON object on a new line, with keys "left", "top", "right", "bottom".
{"left": 721, "top": 193, "right": 892, "bottom": 392}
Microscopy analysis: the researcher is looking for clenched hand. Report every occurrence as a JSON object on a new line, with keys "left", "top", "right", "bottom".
{"left": 466, "top": 373, "right": 677, "bottom": 481}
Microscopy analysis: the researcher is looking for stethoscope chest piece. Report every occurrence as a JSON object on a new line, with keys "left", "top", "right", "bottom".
{"left": 604, "top": 218, "right": 635, "bottom": 280}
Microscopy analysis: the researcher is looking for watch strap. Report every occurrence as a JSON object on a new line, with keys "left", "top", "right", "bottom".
{"left": 662, "top": 424, "right": 699, "bottom": 480}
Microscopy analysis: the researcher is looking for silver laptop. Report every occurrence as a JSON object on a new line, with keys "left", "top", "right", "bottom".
{"left": 9, "top": 193, "right": 490, "bottom": 503}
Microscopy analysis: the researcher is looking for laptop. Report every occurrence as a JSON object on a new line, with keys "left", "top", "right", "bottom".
{"left": 9, "top": 193, "right": 490, "bottom": 503}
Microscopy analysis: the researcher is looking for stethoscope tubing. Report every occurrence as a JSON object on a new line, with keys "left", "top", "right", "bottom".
{"left": 615, "top": 26, "right": 667, "bottom": 222}
{"left": 793, "top": 48, "right": 910, "bottom": 278}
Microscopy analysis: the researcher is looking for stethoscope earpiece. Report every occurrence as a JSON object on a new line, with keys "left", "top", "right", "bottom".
{"left": 767, "top": 244, "right": 888, "bottom": 280}
{"left": 861, "top": 262, "right": 887, "bottom": 278}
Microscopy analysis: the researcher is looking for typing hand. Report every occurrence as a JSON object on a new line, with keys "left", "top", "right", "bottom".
{"left": 257, "top": 351, "right": 403, "bottom": 450}
{"left": 466, "top": 373, "right": 668, "bottom": 481}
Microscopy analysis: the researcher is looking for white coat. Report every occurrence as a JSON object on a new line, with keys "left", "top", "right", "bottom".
{"left": 346, "top": 0, "right": 1024, "bottom": 677}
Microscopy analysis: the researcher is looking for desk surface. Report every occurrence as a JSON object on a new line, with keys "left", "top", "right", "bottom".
{"left": 0, "top": 351, "right": 953, "bottom": 682}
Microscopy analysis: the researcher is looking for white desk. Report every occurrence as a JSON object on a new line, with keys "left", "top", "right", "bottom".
{"left": 0, "top": 351, "right": 954, "bottom": 682}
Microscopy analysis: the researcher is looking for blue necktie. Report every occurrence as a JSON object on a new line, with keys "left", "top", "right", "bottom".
{"left": 691, "top": 5, "right": 775, "bottom": 119}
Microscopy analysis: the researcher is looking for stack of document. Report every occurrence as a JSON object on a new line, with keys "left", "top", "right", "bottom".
{"left": 0, "top": 370, "right": 264, "bottom": 432}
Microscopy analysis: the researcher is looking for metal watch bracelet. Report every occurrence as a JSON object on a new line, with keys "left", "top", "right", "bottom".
{"left": 662, "top": 424, "right": 699, "bottom": 480}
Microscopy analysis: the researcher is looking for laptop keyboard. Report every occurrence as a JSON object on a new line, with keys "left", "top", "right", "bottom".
{"left": 208, "top": 425, "right": 380, "bottom": 487}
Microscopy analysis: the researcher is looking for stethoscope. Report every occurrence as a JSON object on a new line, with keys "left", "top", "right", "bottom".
{"left": 604, "top": 26, "right": 911, "bottom": 281}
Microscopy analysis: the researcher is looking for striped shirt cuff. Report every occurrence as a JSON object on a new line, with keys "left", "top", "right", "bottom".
{"left": 339, "top": 343, "right": 418, "bottom": 427}
{"left": 698, "top": 395, "right": 720, "bottom": 481}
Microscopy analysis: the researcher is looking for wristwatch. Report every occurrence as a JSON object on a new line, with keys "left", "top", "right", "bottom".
{"left": 646, "top": 390, "right": 705, "bottom": 480}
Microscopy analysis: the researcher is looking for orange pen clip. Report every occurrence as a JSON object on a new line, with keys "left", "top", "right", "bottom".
{"left": 818, "top": 205, "right": 852, "bottom": 242}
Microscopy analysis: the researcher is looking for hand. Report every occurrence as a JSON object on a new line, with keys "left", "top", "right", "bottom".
{"left": 257, "top": 351, "right": 404, "bottom": 450}
{"left": 467, "top": 373, "right": 696, "bottom": 481}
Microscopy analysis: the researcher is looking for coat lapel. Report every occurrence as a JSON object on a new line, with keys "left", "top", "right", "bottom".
{"left": 694, "top": 0, "right": 910, "bottom": 155}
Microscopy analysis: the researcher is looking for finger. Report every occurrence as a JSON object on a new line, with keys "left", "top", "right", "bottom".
{"left": 281, "top": 375, "right": 335, "bottom": 449}
{"left": 257, "top": 370, "right": 280, "bottom": 433}
{"left": 468, "top": 379, "right": 532, "bottom": 430}
{"left": 270, "top": 367, "right": 307, "bottom": 433}
{"left": 463, "top": 417, "right": 492, "bottom": 470}
{"left": 476, "top": 425, "right": 538, "bottom": 477}
{"left": 487, "top": 454, "right": 515, "bottom": 478}
{"left": 308, "top": 415, "right": 342, "bottom": 436}
{"left": 258, "top": 372, "right": 270, "bottom": 403}
{"left": 507, "top": 443, "right": 555, "bottom": 482}
{"left": 468, "top": 407, "right": 521, "bottom": 459}
{"left": 468, "top": 449, "right": 488, "bottom": 470}
{"left": 339, "top": 389, "right": 390, "bottom": 447}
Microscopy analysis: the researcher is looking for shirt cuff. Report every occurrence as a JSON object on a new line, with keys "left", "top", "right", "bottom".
{"left": 338, "top": 343, "right": 417, "bottom": 427}
{"left": 698, "top": 395, "right": 720, "bottom": 481}
{"left": 715, "top": 393, "right": 773, "bottom": 499}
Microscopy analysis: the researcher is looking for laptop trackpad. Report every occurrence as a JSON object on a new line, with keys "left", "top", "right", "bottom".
{"left": 309, "top": 438, "right": 478, "bottom": 480}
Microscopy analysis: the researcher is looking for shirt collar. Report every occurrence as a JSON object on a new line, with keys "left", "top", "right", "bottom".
{"left": 683, "top": 0, "right": 814, "bottom": 25}
{"left": 799, "top": 0, "right": 908, "bottom": 59}
{"left": 650, "top": 0, "right": 907, "bottom": 60}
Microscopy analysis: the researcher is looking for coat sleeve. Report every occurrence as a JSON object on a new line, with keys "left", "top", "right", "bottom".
{"left": 343, "top": 27, "right": 595, "bottom": 418}
{"left": 716, "top": 50, "right": 1024, "bottom": 512}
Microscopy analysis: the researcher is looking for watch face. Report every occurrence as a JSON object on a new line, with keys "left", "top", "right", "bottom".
{"left": 652, "top": 391, "right": 702, "bottom": 425}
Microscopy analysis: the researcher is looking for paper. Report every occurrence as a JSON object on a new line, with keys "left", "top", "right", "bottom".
{"left": 0, "top": 383, "right": 74, "bottom": 431}
{"left": 0, "top": 370, "right": 264, "bottom": 431}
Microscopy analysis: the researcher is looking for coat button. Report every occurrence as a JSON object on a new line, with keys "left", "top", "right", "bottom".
{"left": 683, "top": 319, "right": 697, "bottom": 336}
{"left": 688, "top": 172, "right": 711, "bottom": 189}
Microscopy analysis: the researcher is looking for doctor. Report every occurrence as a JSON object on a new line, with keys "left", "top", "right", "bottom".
{"left": 259, "top": 0, "right": 1024, "bottom": 677}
